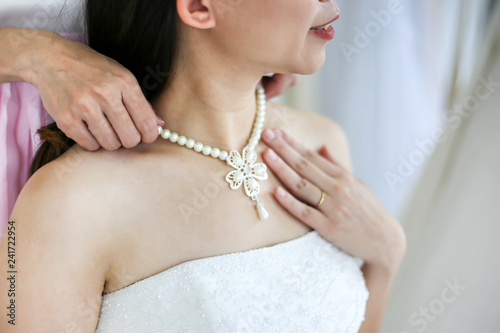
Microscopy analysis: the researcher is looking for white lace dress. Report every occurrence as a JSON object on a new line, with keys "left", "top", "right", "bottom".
{"left": 95, "top": 230, "right": 369, "bottom": 332}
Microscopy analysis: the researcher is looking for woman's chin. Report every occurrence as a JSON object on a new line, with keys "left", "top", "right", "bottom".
{"left": 263, "top": 53, "right": 326, "bottom": 76}
{"left": 294, "top": 59, "right": 327, "bottom": 75}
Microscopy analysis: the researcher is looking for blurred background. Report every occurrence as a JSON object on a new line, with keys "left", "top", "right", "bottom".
{"left": 1, "top": 0, "right": 499, "bottom": 332}
{"left": 282, "top": 0, "right": 495, "bottom": 219}
{"left": 281, "top": 0, "right": 500, "bottom": 332}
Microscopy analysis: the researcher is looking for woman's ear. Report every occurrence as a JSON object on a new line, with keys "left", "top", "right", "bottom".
{"left": 177, "top": 0, "right": 216, "bottom": 29}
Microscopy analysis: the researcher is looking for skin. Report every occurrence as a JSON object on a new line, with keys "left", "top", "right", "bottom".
{"left": 0, "top": 27, "right": 297, "bottom": 150}
{"left": 0, "top": 0, "right": 405, "bottom": 331}
{"left": 0, "top": 28, "right": 161, "bottom": 150}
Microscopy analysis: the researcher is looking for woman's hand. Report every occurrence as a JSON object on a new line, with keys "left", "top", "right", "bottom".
{"left": 261, "top": 128, "right": 406, "bottom": 273}
{"left": 25, "top": 31, "right": 164, "bottom": 151}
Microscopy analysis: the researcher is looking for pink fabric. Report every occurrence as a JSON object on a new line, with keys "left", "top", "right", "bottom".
{"left": 0, "top": 33, "right": 85, "bottom": 236}
{"left": 0, "top": 83, "right": 52, "bottom": 229}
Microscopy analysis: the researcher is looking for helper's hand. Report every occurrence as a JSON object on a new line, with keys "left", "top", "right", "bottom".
{"left": 29, "top": 32, "right": 164, "bottom": 151}
{"left": 260, "top": 74, "right": 299, "bottom": 99}
{"left": 261, "top": 128, "right": 406, "bottom": 273}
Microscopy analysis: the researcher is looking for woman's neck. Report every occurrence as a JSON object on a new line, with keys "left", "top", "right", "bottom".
{"left": 152, "top": 59, "right": 264, "bottom": 152}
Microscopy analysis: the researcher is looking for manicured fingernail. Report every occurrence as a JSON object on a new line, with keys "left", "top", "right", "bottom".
{"left": 266, "top": 149, "right": 277, "bottom": 161}
{"left": 156, "top": 114, "right": 165, "bottom": 125}
{"left": 274, "top": 129, "right": 284, "bottom": 137}
{"left": 276, "top": 187, "right": 286, "bottom": 198}
{"left": 263, "top": 128, "right": 275, "bottom": 141}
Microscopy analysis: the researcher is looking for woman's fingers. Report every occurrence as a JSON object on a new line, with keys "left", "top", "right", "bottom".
{"left": 318, "top": 144, "right": 345, "bottom": 171}
{"left": 263, "top": 148, "right": 324, "bottom": 207}
{"left": 273, "top": 129, "right": 345, "bottom": 177}
{"left": 262, "top": 127, "right": 334, "bottom": 207}
{"left": 273, "top": 186, "right": 334, "bottom": 237}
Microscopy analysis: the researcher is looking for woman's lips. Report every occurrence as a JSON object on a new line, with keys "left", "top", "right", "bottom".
{"left": 309, "top": 14, "right": 339, "bottom": 40}
{"left": 311, "top": 15, "right": 340, "bottom": 29}
{"left": 308, "top": 25, "right": 335, "bottom": 40}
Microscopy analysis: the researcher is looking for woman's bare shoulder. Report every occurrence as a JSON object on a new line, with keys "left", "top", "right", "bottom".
{"left": 268, "top": 102, "right": 353, "bottom": 171}
{"left": 4, "top": 146, "right": 114, "bottom": 331}
{"left": 11, "top": 144, "right": 137, "bottom": 238}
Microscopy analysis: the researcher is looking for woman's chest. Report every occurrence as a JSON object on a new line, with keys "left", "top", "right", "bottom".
{"left": 103, "top": 151, "right": 312, "bottom": 293}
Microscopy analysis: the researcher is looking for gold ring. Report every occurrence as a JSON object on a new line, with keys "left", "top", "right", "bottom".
{"left": 315, "top": 190, "right": 326, "bottom": 208}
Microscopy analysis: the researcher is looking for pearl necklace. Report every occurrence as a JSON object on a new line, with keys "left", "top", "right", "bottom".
{"left": 157, "top": 87, "right": 270, "bottom": 220}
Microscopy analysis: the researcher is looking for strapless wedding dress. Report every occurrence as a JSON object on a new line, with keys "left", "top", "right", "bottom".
{"left": 95, "top": 230, "right": 369, "bottom": 333}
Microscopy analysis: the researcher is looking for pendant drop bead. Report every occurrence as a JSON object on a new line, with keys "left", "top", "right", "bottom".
{"left": 257, "top": 203, "right": 269, "bottom": 220}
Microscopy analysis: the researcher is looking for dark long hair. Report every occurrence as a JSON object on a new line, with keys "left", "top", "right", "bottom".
{"left": 30, "top": 0, "right": 179, "bottom": 176}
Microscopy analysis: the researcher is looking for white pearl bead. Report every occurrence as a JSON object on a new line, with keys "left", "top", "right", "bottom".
{"left": 186, "top": 139, "right": 195, "bottom": 148}
{"left": 202, "top": 145, "right": 212, "bottom": 155}
{"left": 178, "top": 136, "right": 187, "bottom": 146}
{"left": 169, "top": 132, "right": 179, "bottom": 143}
{"left": 194, "top": 142, "right": 204, "bottom": 152}
{"left": 161, "top": 129, "right": 171, "bottom": 139}
{"left": 219, "top": 151, "right": 229, "bottom": 161}
{"left": 211, "top": 148, "right": 221, "bottom": 158}
{"left": 157, "top": 89, "right": 266, "bottom": 182}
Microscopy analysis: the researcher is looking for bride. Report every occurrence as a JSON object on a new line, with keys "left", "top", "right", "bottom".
{"left": 0, "top": 0, "right": 405, "bottom": 331}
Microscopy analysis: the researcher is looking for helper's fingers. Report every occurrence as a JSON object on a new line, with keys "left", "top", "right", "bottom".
{"left": 103, "top": 103, "right": 142, "bottom": 149}
{"left": 82, "top": 106, "right": 121, "bottom": 151}
{"left": 60, "top": 119, "right": 100, "bottom": 151}
{"left": 273, "top": 186, "right": 333, "bottom": 236}
{"left": 121, "top": 77, "right": 159, "bottom": 144}
{"left": 261, "top": 74, "right": 299, "bottom": 99}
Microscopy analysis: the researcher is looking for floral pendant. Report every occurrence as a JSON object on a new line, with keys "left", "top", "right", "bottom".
{"left": 225, "top": 146, "right": 269, "bottom": 220}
